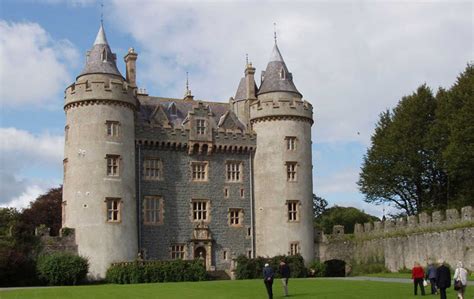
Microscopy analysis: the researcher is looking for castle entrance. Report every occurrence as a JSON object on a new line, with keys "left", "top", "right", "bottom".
{"left": 191, "top": 222, "right": 213, "bottom": 270}
{"left": 194, "top": 247, "right": 206, "bottom": 265}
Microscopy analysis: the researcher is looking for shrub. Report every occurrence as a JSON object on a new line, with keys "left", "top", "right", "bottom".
{"left": 36, "top": 252, "right": 88, "bottom": 285}
{"left": 308, "top": 261, "right": 327, "bottom": 277}
{"left": 106, "top": 260, "right": 207, "bottom": 284}
{"left": 235, "top": 254, "right": 307, "bottom": 280}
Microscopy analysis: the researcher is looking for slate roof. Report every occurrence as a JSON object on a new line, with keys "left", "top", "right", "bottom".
{"left": 78, "top": 24, "right": 122, "bottom": 78}
{"left": 257, "top": 44, "right": 301, "bottom": 96}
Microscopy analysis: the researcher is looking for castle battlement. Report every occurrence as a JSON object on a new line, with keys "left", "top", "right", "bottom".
{"left": 64, "top": 77, "right": 136, "bottom": 110}
{"left": 249, "top": 97, "right": 313, "bottom": 124}
{"left": 346, "top": 206, "right": 473, "bottom": 238}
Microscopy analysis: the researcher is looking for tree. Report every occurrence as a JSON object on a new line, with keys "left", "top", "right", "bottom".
{"left": 314, "top": 206, "right": 379, "bottom": 234}
{"left": 21, "top": 186, "right": 62, "bottom": 236}
{"left": 313, "top": 194, "right": 328, "bottom": 218}
{"left": 358, "top": 85, "right": 441, "bottom": 215}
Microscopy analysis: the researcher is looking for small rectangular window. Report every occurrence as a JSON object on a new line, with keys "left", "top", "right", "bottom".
{"left": 106, "top": 198, "right": 121, "bottom": 222}
{"left": 63, "top": 158, "right": 68, "bottom": 181}
{"left": 106, "top": 121, "right": 120, "bottom": 137}
{"left": 196, "top": 119, "right": 206, "bottom": 135}
{"left": 247, "top": 250, "right": 252, "bottom": 258}
{"left": 240, "top": 188, "right": 245, "bottom": 198}
{"left": 143, "top": 158, "right": 163, "bottom": 180}
{"left": 65, "top": 125, "right": 69, "bottom": 142}
{"left": 286, "top": 136, "right": 296, "bottom": 150}
{"left": 226, "top": 161, "right": 242, "bottom": 182}
{"left": 224, "top": 187, "right": 229, "bottom": 198}
{"left": 171, "top": 244, "right": 185, "bottom": 260}
{"left": 106, "top": 155, "right": 120, "bottom": 177}
{"left": 191, "top": 162, "right": 208, "bottom": 181}
{"left": 290, "top": 242, "right": 299, "bottom": 255}
{"left": 62, "top": 201, "right": 67, "bottom": 226}
{"left": 247, "top": 227, "right": 251, "bottom": 237}
{"left": 286, "top": 162, "right": 297, "bottom": 181}
{"left": 287, "top": 200, "right": 299, "bottom": 222}
{"left": 192, "top": 199, "right": 209, "bottom": 221}
{"left": 223, "top": 250, "right": 227, "bottom": 260}
{"left": 229, "top": 208, "right": 243, "bottom": 226}
{"left": 143, "top": 196, "right": 163, "bottom": 225}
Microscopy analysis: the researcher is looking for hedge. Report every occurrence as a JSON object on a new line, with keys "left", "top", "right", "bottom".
{"left": 36, "top": 252, "right": 88, "bottom": 285}
{"left": 235, "top": 254, "right": 307, "bottom": 280}
{"left": 106, "top": 260, "right": 208, "bottom": 284}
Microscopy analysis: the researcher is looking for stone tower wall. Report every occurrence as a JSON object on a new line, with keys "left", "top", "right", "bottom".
{"left": 63, "top": 75, "right": 138, "bottom": 279}
{"left": 250, "top": 92, "right": 314, "bottom": 264}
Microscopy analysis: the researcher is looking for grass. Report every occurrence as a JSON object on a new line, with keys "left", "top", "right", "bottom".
{"left": 363, "top": 272, "right": 474, "bottom": 281}
{"left": 0, "top": 278, "right": 469, "bottom": 299}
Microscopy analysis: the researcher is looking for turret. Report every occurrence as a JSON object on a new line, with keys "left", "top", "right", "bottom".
{"left": 62, "top": 23, "right": 138, "bottom": 279}
{"left": 231, "top": 59, "right": 257, "bottom": 128}
{"left": 124, "top": 48, "right": 138, "bottom": 88}
{"left": 250, "top": 42, "right": 314, "bottom": 264}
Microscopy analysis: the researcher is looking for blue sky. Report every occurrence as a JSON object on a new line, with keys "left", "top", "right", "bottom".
{"left": 0, "top": 0, "right": 472, "bottom": 217}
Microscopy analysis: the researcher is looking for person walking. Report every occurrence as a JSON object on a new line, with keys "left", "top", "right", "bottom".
{"left": 263, "top": 263, "right": 274, "bottom": 299}
{"left": 436, "top": 259, "right": 451, "bottom": 299}
{"left": 453, "top": 261, "right": 468, "bottom": 299}
{"left": 279, "top": 259, "right": 291, "bottom": 297}
{"left": 426, "top": 262, "right": 438, "bottom": 295}
{"left": 412, "top": 262, "right": 426, "bottom": 296}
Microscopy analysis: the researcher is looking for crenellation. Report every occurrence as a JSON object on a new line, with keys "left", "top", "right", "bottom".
{"left": 364, "top": 222, "right": 373, "bottom": 232}
{"left": 373, "top": 221, "right": 383, "bottom": 231}
{"left": 396, "top": 217, "right": 406, "bottom": 228}
{"left": 432, "top": 210, "right": 444, "bottom": 223}
{"left": 407, "top": 215, "right": 418, "bottom": 227}
{"left": 461, "top": 206, "right": 472, "bottom": 221}
{"left": 332, "top": 225, "right": 344, "bottom": 235}
{"left": 354, "top": 223, "right": 364, "bottom": 235}
{"left": 418, "top": 212, "right": 431, "bottom": 225}
{"left": 384, "top": 219, "right": 395, "bottom": 231}
{"left": 446, "top": 209, "right": 460, "bottom": 222}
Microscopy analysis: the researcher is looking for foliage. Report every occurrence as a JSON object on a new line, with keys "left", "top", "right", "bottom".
{"left": 105, "top": 260, "right": 207, "bottom": 284}
{"left": 314, "top": 206, "right": 379, "bottom": 234}
{"left": 359, "top": 64, "right": 474, "bottom": 215}
{"left": 313, "top": 194, "right": 328, "bottom": 218}
{"left": 235, "top": 254, "right": 307, "bottom": 280}
{"left": 308, "top": 261, "right": 327, "bottom": 277}
{"left": 36, "top": 252, "right": 88, "bottom": 285}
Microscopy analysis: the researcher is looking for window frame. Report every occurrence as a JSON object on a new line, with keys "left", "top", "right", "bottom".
{"left": 286, "top": 162, "right": 297, "bottom": 182}
{"left": 106, "top": 155, "right": 121, "bottom": 177}
{"left": 143, "top": 158, "right": 163, "bottom": 181}
{"left": 289, "top": 241, "right": 300, "bottom": 255}
{"left": 191, "top": 199, "right": 210, "bottom": 222}
{"left": 105, "top": 198, "right": 122, "bottom": 223}
{"left": 196, "top": 119, "right": 206, "bottom": 135}
{"left": 286, "top": 200, "right": 300, "bottom": 222}
{"left": 106, "top": 120, "right": 120, "bottom": 138}
{"left": 143, "top": 196, "right": 164, "bottom": 225}
{"left": 225, "top": 161, "right": 243, "bottom": 182}
{"left": 170, "top": 244, "right": 186, "bottom": 260}
{"left": 285, "top": 136, "right": 297, "bottom": 151}
{"left": 228, "top": 208, "right": 243, "bottom": 227}
{"left": 191, "top": 161, "right": 208, "bottom": 182}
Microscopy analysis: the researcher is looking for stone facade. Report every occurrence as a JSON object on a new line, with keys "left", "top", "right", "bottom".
{"left": 63, "top": 24, "right": 314, "bottom": 279}
{"left": 317, "top": 206, "right": 474, "bottom": 273}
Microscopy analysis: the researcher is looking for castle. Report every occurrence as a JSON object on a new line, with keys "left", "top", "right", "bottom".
{"left": 62, "top": 24, "right": 315, "bottom": 278}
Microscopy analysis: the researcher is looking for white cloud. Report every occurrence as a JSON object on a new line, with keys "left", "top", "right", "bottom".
{"left": 0, "top": 21, "right": 79, "bottom": 107}
{"left": 0, "top": 128, "right": 63, "bottom": 208}
{"left": 316, "top": 168, "right": 360, "bottom": 194}
{"left": 108, "top": 1, "right": 472, "bottom": 145}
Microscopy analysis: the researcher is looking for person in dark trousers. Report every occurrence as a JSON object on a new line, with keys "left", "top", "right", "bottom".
{"left": 426, "top": 262, "right": 438, "bottom": 295}
{"left": 436, "top": 259, "right": 451, "bottom": 299}
{"left": 412, "top": 262, "right": 426, "bottom": 296}
{"left": 279, "top": 259, "right": 291, "bottom": 297}
{"left": 263, "top": 263, "right": 274, "bottom": 299}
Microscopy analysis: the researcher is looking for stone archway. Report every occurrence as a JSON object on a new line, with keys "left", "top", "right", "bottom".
{"left": 324, "top": 259, "right": 346, "bottom": 277}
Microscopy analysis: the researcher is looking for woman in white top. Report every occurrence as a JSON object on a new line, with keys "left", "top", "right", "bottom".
{"left": 453, "top": 261, "right": 468, "bottom": 299}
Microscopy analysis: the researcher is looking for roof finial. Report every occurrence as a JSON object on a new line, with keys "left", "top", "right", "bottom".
{"left": 273, "top": 22, "right": 277, "bottom": 44}
{"left": 246, "top": 53, "right": 249, "bottom": 65}
{"left": 100, "top": 2, "right": 104, "bottom": 25}
{"left": 184, "top": 71, "right": 192, "bottom": 98}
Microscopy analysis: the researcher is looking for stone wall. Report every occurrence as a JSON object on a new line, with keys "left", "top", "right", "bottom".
{"left": 316, "top": 206, "right": 474, "bottom": 272}
{"left": 36, "top": 227, "right": 78, "bottom": 255}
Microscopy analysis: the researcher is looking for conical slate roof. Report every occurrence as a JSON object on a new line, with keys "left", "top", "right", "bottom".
{"left": 257, "top": 44, "right": 301, "bottom": 96}
{"left": 78, "top": 23, "right": 122, "bottom": 78}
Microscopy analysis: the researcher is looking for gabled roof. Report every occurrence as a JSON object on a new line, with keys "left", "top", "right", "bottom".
{"left": 257, "top": 43, "right": 301, "bottom": 96}
{"left": 78, "top": 24, "right": 122, "bottom": 78}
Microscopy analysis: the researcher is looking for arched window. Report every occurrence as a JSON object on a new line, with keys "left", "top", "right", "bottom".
{"left": 280, "top": 67, "right": 287, "bottom": 79}
{"left": 101, "top": 49, "right": 107, "bottom": 62}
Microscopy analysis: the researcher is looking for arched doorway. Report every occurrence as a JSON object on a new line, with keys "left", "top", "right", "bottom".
{"left": 194, "top": 246, "right": 207, "bottom": 261}
{"left": 324, "top": 259, "right": 346, "bottom": 277}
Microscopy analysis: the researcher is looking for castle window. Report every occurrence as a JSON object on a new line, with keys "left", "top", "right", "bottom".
{"left": 286, "top": 162, "right": 297, "bottom": 181}
{"left": 280, "top": 68, "right": 287, "bottom": 79}
{"left": 105, "top": 198, "right": 121, "bottom": 223}
{"left": 101, "top": 48, "right": 107, "bottom": 62}
{"left": 143, "top": 196, "right": 163, "bottom": 225}
{"left": 191, "top": 162, "right": 208, "bottom": 181}
{"left": 289, "top": 242, "right": 299, "bottom": 255}
{"left": 106, "top": 155, "right": 120, "bottom": 177}
{"left": 240, "top": 188, "right": 245, "bottom": 198}
{"left": 170, "top": 244, "right": 185, "bottom": 260}
{"left": 63, "top": 158, "right": 68, "bottom": 181}
{"left": 168, "top": 102, "right": 177, "bottom": 116}
{"left": 143, "top": 158, "right": 163, "bottom": 180}
{"left": 226, "top": 161, "right": 242, "bottom": 182}
{"left": 196, "top": 119, "right": 206, "bottom": 135}
{"left": 247, "top": 250, "right": 252, "bottom": 258}
{"left": 106, "top": 121, "right": 120, "bottom": 137}
{"left": 224, "top": 187, "right": 229, "bottom": 198}
{"left": 62, "top": 201, "right": 67, "bottom": 226}
{"left": 65, "top": 125, "right": 69, "bottom": 142}
{"left": 229, "top": 208, "right": 243, "bottom": 227}
{"left": 287, "top": 200, "right": 300, "bottom": 222}
{"left": 223, "top": 250, "right": 227, "bottom": 260}
{"left": 192, "top": 199, "right": 209, "bottom": 222}
{"left": 247, "top": 227, "right": 251, "bottom": 237}
{"left": 286, "top": 136, "right": 296, "bottom": 150}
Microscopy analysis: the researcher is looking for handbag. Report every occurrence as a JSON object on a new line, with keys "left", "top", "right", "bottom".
{"left": 423, "top": 279, "right": 428, "bottom": 287}
{"left": 454, "top": 279, "right": 462, "bottom": 291}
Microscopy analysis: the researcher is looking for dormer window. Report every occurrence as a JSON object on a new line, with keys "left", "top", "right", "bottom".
{"left": 101, "top": 49, "right": 107, "bottom": 62}
{"left": 168, "top": 102, "right": 177, "bottom": 116}
{"left": 280, "top": 67, "right": 287, "bottom": 79}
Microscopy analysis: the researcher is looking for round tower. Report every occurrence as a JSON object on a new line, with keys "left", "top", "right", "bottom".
{"left": 250, "top": 43, "right": 314, "bottom": 263}
{"left": 62, "top": 24, "right": 138, "bottom": 279}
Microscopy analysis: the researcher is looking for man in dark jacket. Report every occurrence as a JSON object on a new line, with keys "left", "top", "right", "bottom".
{"left": 436, "top": 260, "right": 451, "bottom": 299}
{"left": 263, "top": 263, "right": 274, "bottom": 299}
{"left": 279, "top": 259, "right": 291, "bottom": 297}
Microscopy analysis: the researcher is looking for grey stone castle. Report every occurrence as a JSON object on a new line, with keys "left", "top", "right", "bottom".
{"left": 62, "top": 24, "right": 314, "bottom": 279}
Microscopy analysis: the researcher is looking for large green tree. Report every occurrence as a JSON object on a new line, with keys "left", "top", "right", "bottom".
{"left": 314, "top": 206, "right": 379, "bottom": 234}
{"left": 359, "top": 64, "right": 474, "bottom": 215}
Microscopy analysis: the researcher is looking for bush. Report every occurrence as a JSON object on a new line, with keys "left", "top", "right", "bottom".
{"left": 235, "top": 254, "right": 307, "bottom": 280}
{"left": 308, "top": 261, "right": 327, "bottom": 277}
{"left": 36, "top": 252, "right": 88, "bottom": 285}
{"left": 106, "top": 260, "right": 207, "bottom": 284}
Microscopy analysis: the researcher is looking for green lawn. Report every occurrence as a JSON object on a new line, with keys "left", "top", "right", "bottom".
{"left": 0, "top": 278, "right": 468, "bottom": 299}
{"left": 363, "top": 272, "right": 474, "bottom": 281}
